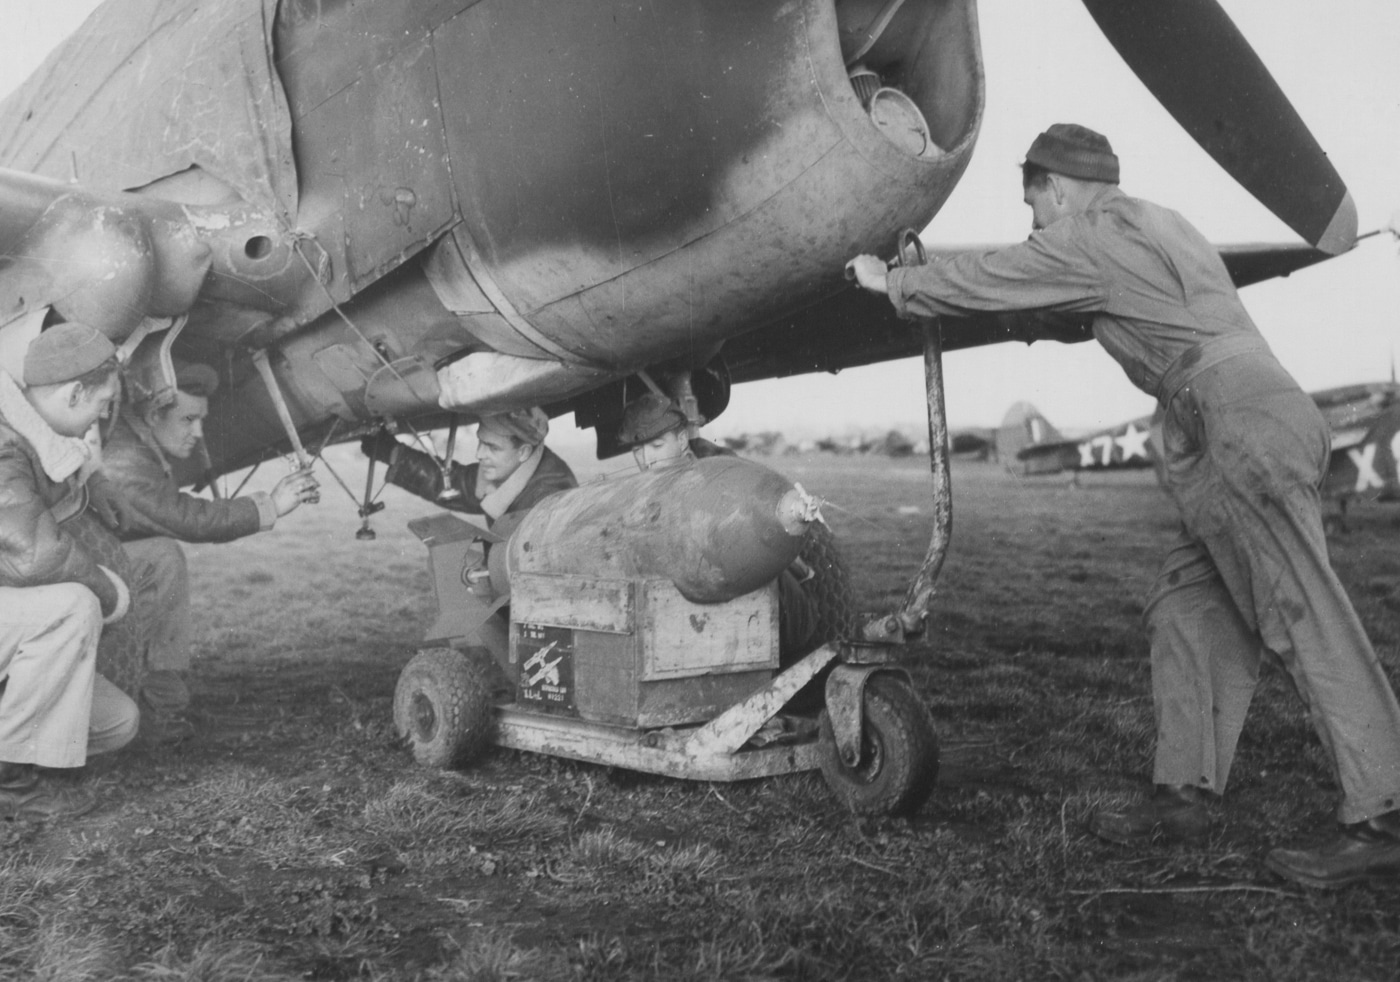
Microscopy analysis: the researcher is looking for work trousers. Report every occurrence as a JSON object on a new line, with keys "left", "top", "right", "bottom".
{"left": 123, "top": 537, "right": 193, "bottom": 711}
{"left": 0, "top": 583, "right": 139, "bottom": 768}
{"left": 1147, "top": 351, "right": 1400, "bottom": 823}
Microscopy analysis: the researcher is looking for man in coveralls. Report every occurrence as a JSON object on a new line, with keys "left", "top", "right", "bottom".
{"left": 94, "top": 360, "right": 320, "bottom": 736}
{"left": 847, "top": 124, "right": 1400, "bottom": 888}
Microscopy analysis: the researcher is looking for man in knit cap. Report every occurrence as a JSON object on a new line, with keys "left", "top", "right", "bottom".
{"left": 93, "top": 358, "right": 319, "bottom": 735}
{"left": 846, "top": 123, "right": 1400, "bottom": 887}
{"left": 0, "top": 322, "right": 141, "bottom": 820}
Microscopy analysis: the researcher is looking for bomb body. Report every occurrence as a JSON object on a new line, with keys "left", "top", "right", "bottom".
{"left": 506, "top": 457, "right": 814, "bottom": 603}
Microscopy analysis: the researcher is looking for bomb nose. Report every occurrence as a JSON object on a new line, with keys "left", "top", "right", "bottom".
{"left": 775, "top": 482, "right": 824, "bottom": 536}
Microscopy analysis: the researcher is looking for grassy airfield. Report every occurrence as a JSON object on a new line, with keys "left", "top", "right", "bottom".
{"left": 3, "top": 449, "right": 1398, "bottom": 981}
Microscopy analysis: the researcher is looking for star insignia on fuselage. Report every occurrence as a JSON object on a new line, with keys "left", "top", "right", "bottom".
{"left": 1115, "top": 423, "right": 1150, "bottom": 461}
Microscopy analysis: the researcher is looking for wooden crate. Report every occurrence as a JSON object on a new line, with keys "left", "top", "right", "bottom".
{"left": 509, "top": 572, "right": 778, "bottom": 728}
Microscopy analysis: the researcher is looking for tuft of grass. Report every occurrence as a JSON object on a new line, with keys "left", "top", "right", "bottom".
{"left": 567, "top": 827, "right": 649, "bottom": 869}
{"left": 0, "top": 855, "right": 122, "bottom": 982}
{"left": 5, "top": 915, "right": 122, "bottom": 982}
{"left": 426, "top": 928, "right": 559, "bottom": 982}
{"left": 362, "top": 777, "right": 568, "bottom": 846}
{"left": 129, "top": 941, "right": 294, "bottom": 981}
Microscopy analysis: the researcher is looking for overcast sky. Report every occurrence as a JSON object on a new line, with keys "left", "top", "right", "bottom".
{"left": 4, "top": 0, "right": 1397, "bottom": 438}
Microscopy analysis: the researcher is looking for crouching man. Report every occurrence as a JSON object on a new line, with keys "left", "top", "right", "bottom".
{"left": 94, "top": 361, "right": 319, "bottom": 732}
{"left": 0, "top": 323, "right": 140, "bottom": 820}
{"left": 362, "top": 407, "right": 578, "bottom": 665}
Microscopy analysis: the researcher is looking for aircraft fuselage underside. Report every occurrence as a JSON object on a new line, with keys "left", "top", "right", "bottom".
{"left": 0, "top": 0, "right": 983, "bottom": 475}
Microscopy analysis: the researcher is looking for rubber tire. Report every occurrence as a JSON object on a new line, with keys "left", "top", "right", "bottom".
{"left": 394, "top": 648, "right": 495, "bottom": 768}
{"left": 818, "top": 674, "right": 939, "bottom": 817}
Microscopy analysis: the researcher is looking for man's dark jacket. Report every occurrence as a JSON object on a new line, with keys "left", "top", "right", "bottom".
{"left": 94, "top": 413, "right": 267, "bottom": 543}
{"left": 0, "top": 415, "right": 121, "bottom": 614}
{"left": 368, "top": 438, "right": 576, "bottom": 541}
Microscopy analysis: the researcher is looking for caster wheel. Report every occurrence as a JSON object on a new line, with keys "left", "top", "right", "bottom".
{"left": 394, "top": 648, "right": 495, "bottom": 768}
{"left": 819, "top": 674, "right": 939, "bottom": 816}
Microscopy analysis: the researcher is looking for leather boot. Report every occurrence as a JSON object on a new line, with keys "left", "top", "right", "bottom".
{"left": 1091, "top": 784, "right": 1210, "bottom": 845}
{"left": 1265, "top": 811, "right": 1400, "bottom": 889}
{"left": 0, "top": 760, "right": 38, "bottom": 791}
{"left": 139, "top": 670, "right": 191, "bottom": 714}
{"left": 139, "top": 711, "right": 196, "bottom": 745}
{"left": 0, "top": 771, "right": 98, "bottom": 821}
{"left": 139, "top": 674, "right": 196, "bottom": 745}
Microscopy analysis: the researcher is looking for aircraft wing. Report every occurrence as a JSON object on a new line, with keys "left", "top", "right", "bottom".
{"left": 1012, "top": 440, "right": 1083, "bottom": 477}
{"left": 1215, "top": 243, "right": 1344, "bottom": 289}
{"left": 1330, "top": 428, "right": 1370, "bottom": 453}
{"left": 722, "top": 240, "right": 1338, "bottom": 387}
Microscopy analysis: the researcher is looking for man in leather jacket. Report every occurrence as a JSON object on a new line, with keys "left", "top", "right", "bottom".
{"left": 360, "top": 406, "right": 576, "bottom": 548}
{"left": 95, "top": 361, "right": 319, "bottom": 734}
{"left": 0, "top": 323, "right": 140, "bottom": 820}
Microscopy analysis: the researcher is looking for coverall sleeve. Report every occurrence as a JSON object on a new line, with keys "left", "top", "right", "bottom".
{"left": 0, "top": 447, "right": 119, "bottom": 613}
{"left": 886, "top": 222, "right": 1109, "bottom": 323}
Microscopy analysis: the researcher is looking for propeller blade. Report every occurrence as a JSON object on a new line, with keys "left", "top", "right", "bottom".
{"left": 1080, "top": 0, "right": 1356, "bottom": 254}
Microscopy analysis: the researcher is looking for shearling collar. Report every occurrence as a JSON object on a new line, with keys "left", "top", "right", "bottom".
{"left": 476, "top": 445, "right": 543, "bottom": 521}
{"left": 0, "top": 370, "right": 91, "bottom": 482}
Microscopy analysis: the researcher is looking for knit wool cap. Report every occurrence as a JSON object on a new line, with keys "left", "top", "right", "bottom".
{"left": 618, "top": 393, "right": 687, "bottom": 446}
{"left": 23, "top": 322, "right": 117, "bottom": 386}
{"left": 1024, "top": 123, "right": 1119, "bottom": 184}
{"left": 477, "top": 406, "right": 549, "bottom": 446}
{"left": 173, "top": 361, "right": 220, "bottom": 398}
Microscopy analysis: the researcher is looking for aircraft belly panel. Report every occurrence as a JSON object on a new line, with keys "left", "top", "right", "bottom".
{"left": 428, "top": 0, "right": 979, "bottom": 366}
{"left": 533, "top": 121, "right": 974, "bottom": 366}
{"left": 275, "top": 0, "right": 477, "bottom": 115}
{"left": 288, "top": 36, "right": 457, "bottom": 292}
{"left": 435, "top": 0, "right": 830, "bottom": 312}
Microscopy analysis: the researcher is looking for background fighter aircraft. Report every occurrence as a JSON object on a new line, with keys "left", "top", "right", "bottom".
{"left": 1000, "top": 382, "right": 1400, "bottom": 525}
{"left": 998, "top": 405, "right": 1160, "bottom": 478}
{"left": 0, "top": 0, "right": 1370, "bottom": 499}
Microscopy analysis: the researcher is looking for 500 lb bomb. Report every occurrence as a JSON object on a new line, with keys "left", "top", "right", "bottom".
{"left": 506, "top": 457, "right": 819, "bottom": 603}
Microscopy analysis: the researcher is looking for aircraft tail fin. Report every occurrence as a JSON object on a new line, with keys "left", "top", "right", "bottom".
{"left": 995, "top": 403, "right": 1069, "bottom": 475}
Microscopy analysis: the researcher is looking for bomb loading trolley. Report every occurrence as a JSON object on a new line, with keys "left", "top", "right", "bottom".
{"left": 392, "top": 456, "right": 936, "bottom": 815}
{"left": 392, "top": 238, "right": 951, "bottom": 817}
